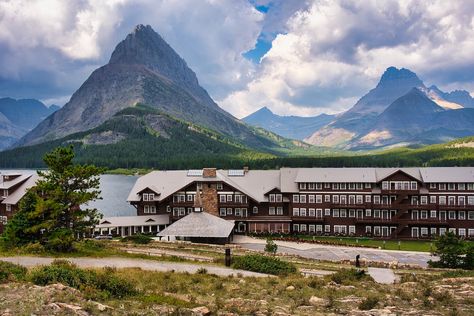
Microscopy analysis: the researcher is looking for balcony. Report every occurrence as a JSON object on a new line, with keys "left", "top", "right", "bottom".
{"left": 399, "top": 218, "right": 448, "bottom": 225}
{"left": 355, "top": 217, "right": 394, "bottom": 224}
{"left": 291, "top": 216, "right": 325, "bottom": 222}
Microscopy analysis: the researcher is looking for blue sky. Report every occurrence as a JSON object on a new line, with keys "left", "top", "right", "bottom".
{"left": 0, "top": 0, "right": 473, "bottom": 118}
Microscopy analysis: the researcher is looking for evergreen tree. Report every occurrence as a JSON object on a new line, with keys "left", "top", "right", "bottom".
{"left": 2, "top": 146, "right": 104, "bottom": 252}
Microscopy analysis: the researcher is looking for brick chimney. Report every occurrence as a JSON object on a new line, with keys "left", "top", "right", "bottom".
{"left": 202, "top": 168, "right": 216, "bottom": 178}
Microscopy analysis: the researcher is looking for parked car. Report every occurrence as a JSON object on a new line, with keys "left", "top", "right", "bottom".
{"left": 94, "top": 234, "right": 113, "bottom": 240}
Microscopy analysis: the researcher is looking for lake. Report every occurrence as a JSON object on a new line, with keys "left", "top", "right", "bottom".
{"left": 0, "top": 170, "right": 138, "bottom": 217}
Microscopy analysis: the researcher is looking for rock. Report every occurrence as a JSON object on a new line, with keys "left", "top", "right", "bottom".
{"left": 309, "top": 295, "right": 328, "bottom": 307}
{"left": 239, "top": 279, "right": 246, "bottom": 284}
{"left": 94, "top": 302, "right": 112, "bottom": 311}
{"left": 192, "top": 306, "right": 211, "bottom": 316}
{"left": 286, "top": 285, "right": 295, "bottom": 291}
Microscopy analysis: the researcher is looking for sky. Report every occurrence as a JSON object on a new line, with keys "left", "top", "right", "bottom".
{"left": 0, "top": 0, "right": 473, "bottom": 118}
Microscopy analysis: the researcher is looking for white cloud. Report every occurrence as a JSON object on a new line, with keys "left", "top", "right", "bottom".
{"left": 220, "top": 0, "right": 474, "bottom": 118}
{"left": 0, "top": 0, "right": 262, "bottom": 100}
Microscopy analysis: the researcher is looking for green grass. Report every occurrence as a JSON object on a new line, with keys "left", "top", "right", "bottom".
{"left": 296, "top": 236, "right": 437, "bottom": 252}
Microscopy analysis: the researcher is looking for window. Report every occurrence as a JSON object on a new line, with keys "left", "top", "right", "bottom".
{"left": 300, "top": 195, "right": 307, "bottom": 203}
{"left": 333, "top": 209, "right": 340, "bottom": 217}
{"left": 356, "top": 195, "right": 363, "bottom": 204}
{"left": 468, "top": 183, "right": 474, "bottom": 190}
{"left": 309, "top": 208, "right": 315, "bottom": 217}
{"left": 324, "top": 209, "right": 331, "bottom": 216}
{"left": 308, "top": 195, "right": 315, "bottom": 203}
{"left": 449, "top": 228, "right": 456, "bottom": 234}
{"left": 309, "top": 225, "right": 315, "bottom": 233}
{"left": 459, "top": 211, "right": 466, "bottom": 220}
{"left": 269, "top": 207, "right": 275, "bottom": 215}
{"left": 316, "top": 183, "right": 322, "bottom": 190}
{"left": 340, "top": 209, "right": 347, "bottom": 217}
{"left": 459, "top": 183, "right": 465, "bottom": 190}
{"left": 469, "top": 211, "right": 474, "bottom": 220}
{"left": 449, "top": 211, "right": 456, "bottom": 220}
{"left": 340, "top": 195, "right": 347, "bottom": 204}
{"left": 144, "top": 205, "right": 149, "bottom": 213}
{"left": 300, "top": 183, "right": 307, "bottom": 190}
{"left": 431, "top": 227, "right": 437, "bottom": 236}
{"left": 411, "top": 182, "right": 418, "bottom": 190}
{"left": 277, "top": 207, "right": 283, "bottom": 215}
{"left": 293, "top": 195, "right": 300, "bottom": 203}
{"left": 341, "top": 183, "right": 347, "bottom": 190}
{"left": 325, "top": 195, "right": 330, "bottom": 202}
{"left": 293, "top": 208, "right": 300, "bottom": 216}
{"left": 421, "top": 227, "right": 428, "bottom": 236}
{"left": 365, "top": 209, "right": 372, "bottom": 217}
{"left": 166, "top": 205, "right": 171, "bottom": 213}
{"left": 356, "top": 183, "right": 363, "bottom": 190}
{"left": 276, "top": 194, "right": 282, "bottom": 202}
{"left": 420, "top": 196, "right": 428, "bottom": 205}
{"left": 448, "top": 196, "right": 456, "bottom": 205}
{"left": 316, "top": 225, "right": 323, "bottom": 233}
{"left": 430, "top": 210, "right": 437, "bottom": 218}
{"left": 459, "top": 228, "right": 466, "bottom": 237}
{"left": 382, "top": 181, "right": 389, "bottom": 190}
{"left": 332, "top": 195, "right": 339, "bottom": 203}
{"left": 439, "top": 228, "right": 447, "bottom": 235}
{"left": 269, "top": 194, "right": 275, "bottom": 202}
{"left": 324, "top": 183, "right": 330, "bottom": 188}
{"left": 373, "top": 196, "right": 380, "bottom": 204}
{"left": 2, "top": 190, "right": 8, "bottom": 197}
{"left": 308, "top": 183, "right": 315, "bottom": 190}
{"left": 365, "top": 195, "right": 371, "bottom": 203}
{"left": 227, "top": 208, "right": 233, "bottom": 215}
{"left": 253, "top": 206, "right": 258, "bottom": 214}
{"left": 439, "top": 196, "right": 446, "bottom": 205}
{"left": 448, "top": 183, "right": 455, "bottom": 190}
{"left": 1, "top": 216, "right": 7, "bottom": 225}
{"left": 374, "top": 226, "right": 381, "bottom": 236}
{"left": 227, "top": 195, "right": 233, "bottom": 202}
{"left": 143, "top": 193, "right": 149, "bottom": 201}
{"left": 430, "top": 183, "right": 437, "bottom": 189}
{"left": 421, "top": 210, "right": 428, "bottom": 219}
{"left": 430, "top": 196, "right": 436, "bottom": 204}
{"left": 235, "top": 195, "right": 242, "bottom": 203}
{"left": 459, "top": 196, "right": 465, "bottom": 206}
{"left": 219, "top": 195, "right": 226, "bottom": 203}
{"left": 469, "top": 196, "right": 474, "bottom": 205}
{"left": 293, "top": 224, "right": 300, "bottom": 232}
{"left": 187, "top": 194, "right": 193, "bottom": 202}
{"left": 365, "top": 183, "right": 372, "bottom": 188}
{"left": 179, "top": 208, "right": 185, "bottom": 216}
{"left": 235, "top": 208, "right": 242, "bottom": 216}
{"left": 216, "top": 183, "right": 223, "bottom": 190}
{"left": 324, "top": 225, "right": 331, "bottom": 232}
{"left": 373, "top": 209, "right": 380, "bottom": 218}
{"left": 439, "top": 183, "right": 446, "bottom": 190}
{"left": 469, "top": 229, "right": 474, "bottom": 237}
{"left": 220, "top": 208, "right": 226, "bottom": 216}
{"left": 316, "top": 195, "right": 322, "bottom": 203}
{"left": 349, "top": 226, "right": 356, "bottom": 235}
{"left": 332, "top": 183, "right": 339, "bottom": 190}
{"left": 300, "top": 208, "right": 307, "bottom": 216}
{"left": 5, "top": 204, "right": 11, "bottom": 212}
{"left": 365, "top": 226, "right": 372, "bottom": 234}
{"left": 349, "top": 209, "right": 355, "bottom": 217}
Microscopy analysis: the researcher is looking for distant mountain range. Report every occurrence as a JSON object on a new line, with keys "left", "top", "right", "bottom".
{"left": 243, "top": 107, "right": 334, "bottom": 140}
{"left": 0, "top": 98, "right": 58, "bottom": 150}
{"left": 305, "top": 67, "right": 474, "bottom": 149}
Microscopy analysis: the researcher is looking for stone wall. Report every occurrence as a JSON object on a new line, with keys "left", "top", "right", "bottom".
{"left": 202, "top": 183, "right": 218, "bottom": 216}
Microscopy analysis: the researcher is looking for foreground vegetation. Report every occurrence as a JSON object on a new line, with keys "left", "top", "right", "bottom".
{"left": 0, "top": 258, "right": 473, "bottom": 315}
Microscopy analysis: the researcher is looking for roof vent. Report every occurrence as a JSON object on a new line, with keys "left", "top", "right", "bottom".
{"left": 187, "top": 170, "right": 203, "bottom": 177}
{"left": 228, "top": 169, "right": 245, "bottom": 177}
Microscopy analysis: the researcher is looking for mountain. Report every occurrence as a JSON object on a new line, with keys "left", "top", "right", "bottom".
{"left": 0, "top": 98, "right": 59, "bottom": 150}
{"left": 15, "top": 25, "right": 280, "bottom": 151}
{"left": 427, "top": 85, "right": 474, "bottom": 108}
{"left": 243, "top": 106, "right": 334, "bottom": 140}
{"left": 305, "top": 67, "right": 474, "bottom": 149}
{"left": 0, "top": 104, "right": 276, "bottom": 169}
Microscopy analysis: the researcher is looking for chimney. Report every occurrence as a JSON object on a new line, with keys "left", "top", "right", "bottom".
{"left": 202, "top": 168, "right": 216, "bottom": 178}
{"left": 243, "top": 166, "right": 249, "bottom": 174}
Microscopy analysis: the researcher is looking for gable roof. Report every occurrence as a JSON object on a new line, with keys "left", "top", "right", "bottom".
{"left": 375, "top": 168, "right": 422, "bottom": 182}
{"left": 157, "top": 212, "right": 234, "bottom": 238}
{"left": 96, "top": 215, "right": 169, "bottom": 228}
{"left": 294, "top": 168, "right": 377, "bottom": 183}
{"left": 1, "top": 174, "right": 38, "bottom": 205}
{"left": 419, "top": 167, "right": 474, "bottom": 182}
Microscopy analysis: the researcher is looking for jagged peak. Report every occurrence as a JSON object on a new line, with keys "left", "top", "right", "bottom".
{"left": 378, "top": 66, "right": 422, "bottom": 85}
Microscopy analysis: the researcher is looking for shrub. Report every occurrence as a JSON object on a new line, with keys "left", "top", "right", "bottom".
{"left": 330, "top": 269, "right": 369, "bottom": 285}
{"left": 196, "top": 267, "right": 208, "bottom": 274}
{"left": 45, "top": 229, "right": 75, "bottom": 252}
{"left": 121, "top": 234, "right": 152, "bottom": 244}
{"left": 264, "top": 238, "right": 278, "bottom": 255}
{"left": 22, "top": 242, "right": 46, "bottom": 254}
{"left": 358, "top": 296, "right": 379, "bottom": 310}
{"left": 29, "top": 260, "right": 136, "bottom": 299}
{"left": 0, "top": 261, "right": 27, "bottom": 283}
{"left": 232, "top": 254, "right": 296, "bottom": 275}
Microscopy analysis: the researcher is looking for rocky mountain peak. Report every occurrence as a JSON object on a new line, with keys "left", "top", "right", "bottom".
{"left": 377, "top": 67, "right": 423, "bottom": 88}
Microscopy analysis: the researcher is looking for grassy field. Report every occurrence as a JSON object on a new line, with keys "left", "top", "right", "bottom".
{"left": 296, "top": 236, "right": 437, "bottom": 252}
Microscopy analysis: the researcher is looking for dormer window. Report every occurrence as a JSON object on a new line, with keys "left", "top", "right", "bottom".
{"left": 216, "top": 183, "right": 223, "bottom": 190}
{"left": 253, "top": 206, "right": 258, "bottom": 214}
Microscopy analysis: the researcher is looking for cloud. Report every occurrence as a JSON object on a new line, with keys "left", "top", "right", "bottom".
{"left": 0, "top": 0, "right": 262, "bottom": 101}
{"left": 220, "top": 0, "right": 474, "bottom": 118}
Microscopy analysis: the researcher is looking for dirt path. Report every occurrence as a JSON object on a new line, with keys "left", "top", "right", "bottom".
{"left": 0, "top": 256, "right": 269, "bottom": 277}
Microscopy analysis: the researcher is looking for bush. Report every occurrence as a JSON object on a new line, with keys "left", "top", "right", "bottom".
{"left": 196, "top": 267, "right": 208, "bottom": 274}
{"left": 45, "top": 229, "right": 75, "bottom": 252}
{"left": 429, "top": 232, "right": 473, "bottom": 269}
{"left": 358, "top": 296, "right": 379, "bottom": 310}
{"left": 29, "top": 260, "right": 137, "bottom": 299}
{"left": 330, "top": 269, "right": 369, "bottom": 285}
{"left": 264, "top": 238, "right": 278, "bottom": 255}
{"left": 232, "top": 254, "right": 296, "bottom": 275}
{"left": 0, "top": 261, "right": 27, "bottom": 283}
{"left": 121, "top": 234, "right": 152, "bottom": 244}
{"left": 22, "top": 242, "right": 46, "bottom": 254}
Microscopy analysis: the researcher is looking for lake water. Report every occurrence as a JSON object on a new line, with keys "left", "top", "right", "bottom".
{"left": 1, "top": 170, "right": 138, "bottom": 217}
